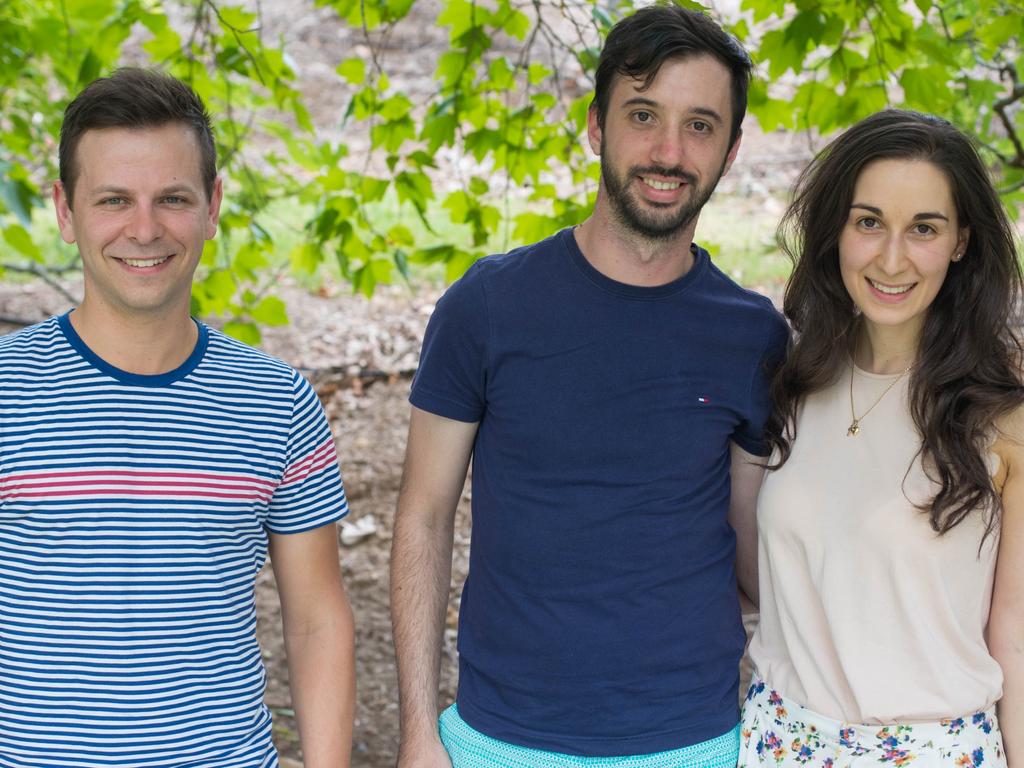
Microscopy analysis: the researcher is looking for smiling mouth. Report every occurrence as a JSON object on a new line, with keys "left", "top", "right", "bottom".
{"left": 639, "top": 177, "right": 683, "bottom": 191}
{"left": 120, "top": 256, "right": 171, "bottom": 268}
{"left": 867, "top": 278, "right": 915, "bottom": 295}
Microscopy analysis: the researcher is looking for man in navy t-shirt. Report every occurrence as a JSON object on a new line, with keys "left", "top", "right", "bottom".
{"left": 391, "top": 6, "right": 788, "bottom": 767}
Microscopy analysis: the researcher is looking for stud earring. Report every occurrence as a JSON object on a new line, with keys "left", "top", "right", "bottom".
{"left": 952, "top": 251, "right": 963, "bottom": 262}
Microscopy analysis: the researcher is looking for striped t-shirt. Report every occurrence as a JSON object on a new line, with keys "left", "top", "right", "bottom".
{"left": 0, "top": 314, "right": 348, "bottom": 767}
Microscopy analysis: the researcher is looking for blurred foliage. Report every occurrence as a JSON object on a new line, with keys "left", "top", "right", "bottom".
{"left": 0, "top": 0, "right": 1021, "bottom": 340}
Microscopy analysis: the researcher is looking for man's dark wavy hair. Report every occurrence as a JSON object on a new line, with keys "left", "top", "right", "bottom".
{"left": 767, "top": 109, "right": 1024, "bottom": 541}
{"left": 591, "top": 3, "right": 752, "bottom": 146}
{"left": 59, "top": 68, "right": 217, "bottom": 207}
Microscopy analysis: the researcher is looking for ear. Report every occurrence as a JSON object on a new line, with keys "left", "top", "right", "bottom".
{"left": 53, "top": 181, "right": 77, "bottom": 245}
{"left": 204, "top": 176, "right": 224, "bottom": 240}
{"left": 721, "top": 129, "right": 743, "bottom": 176}
{"left": 955, "top": 225, "right": 970, "bottom": 261}
{"left": 586, "top": 103, "right": 602, "bottom": 156}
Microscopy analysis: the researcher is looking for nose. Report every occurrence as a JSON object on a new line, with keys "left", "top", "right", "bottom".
{"left": 124, "top": 202, "right": 163, "bottom": 244}
{"left": 649, "top": 126, "right": 685, "bottom": 168}
{"left": 877, "top": 234, "right": 908, "bottom": 276}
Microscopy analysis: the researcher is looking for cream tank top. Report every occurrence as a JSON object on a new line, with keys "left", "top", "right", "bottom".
{"left": 748, "top": 363, "right": 1003, "bottom": 724}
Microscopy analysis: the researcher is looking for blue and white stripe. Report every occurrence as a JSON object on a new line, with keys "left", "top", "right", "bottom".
{"left": 0, "top": 314, "right": 348, "bottom": 767}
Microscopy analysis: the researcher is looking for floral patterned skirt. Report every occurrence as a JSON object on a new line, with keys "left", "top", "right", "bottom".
{"left": 739, "top": 677, "right": 1006, "bottom": 767}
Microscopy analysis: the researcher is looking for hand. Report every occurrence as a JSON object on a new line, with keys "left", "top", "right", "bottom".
{"left": 396, "top": 737, "right": 453, "bottom": 768}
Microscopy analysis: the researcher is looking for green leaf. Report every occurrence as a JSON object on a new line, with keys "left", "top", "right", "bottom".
{"left": 387, "top": 224, "right": 415, "bottom": 247}
{"left": 528, "top": 62, "right": 552, "bottom": 85}
{"left": 3, "top": 224, "right": 41, "bottom": 261}
{"left": 379, "top": 93, "right": 413, "bottom": 121}
{"left": 395, "top": 170, "right": 435, "bottom": 210}
{"left": 488, "top": 57, "right": 515, "bottom": 90}
{"left": 900, "top": 66, "right": 951, "bottom": 110}
{"left": 360, "top": 176, "right": 390, "bottom": 202}
{"left": 371, "top": 116, "right": 416, "bottom": 152}
{"left": 0, "top": 167, "right": 36, "bottom": 227}
{"left": 198, "top": 270, "right": 237, "bottom": 314}
{"left": 437, "top": 0, "right": 477, "bottom": 39}
{"left": 421, "top": 110, "right": 458, "bottom": 153}
{"left": 290, "top": 242, "right": 321, "bottom": 275}
{"left": 337, "top": 57, "right": 366, "bottom": 85}
{"left": 250, "top": 295, "right": 289, "bottom": 325}
{"left": 501, "top": 8, "right": 530, "bottom": 39}
{"left": 224, "top": 320, "right": 261, "bottom": 345}
{"left": 217, "top": 6, "right": 258, "bottom": 30}
{"left": 141, "top": 25, "right": 183, "bottom": 61}
{"left": 76, "top": 49, "right": 103, "bottom": 87}
{"left": 469, "top": 176, "right": 489, "bottom": 195}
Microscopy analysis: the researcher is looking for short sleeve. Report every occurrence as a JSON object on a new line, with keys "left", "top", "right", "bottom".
{"left": 732, "top": 308, "right": 790, "bottom": 456}
{"left": 266, "top": 371, "right": 349, "bottom": 534}
{"left": 410, "top": 262, "right": 489, "bottom": 423}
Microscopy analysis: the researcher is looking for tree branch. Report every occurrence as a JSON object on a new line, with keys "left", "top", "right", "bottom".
{"left": 0, "top": 262, "right": 80, "bottom": 306}
{"left": 993, "top": 63, "right": 1024, "bottom": 169}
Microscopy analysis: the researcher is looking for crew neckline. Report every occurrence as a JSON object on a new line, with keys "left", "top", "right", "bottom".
{"left": 850, "top": 359, "right": 913, "bottom": 381}
{"left": 58, "top": 311, "right": 208, "bottom": 387}
{"left": 560, "top": 228, "right": 707, "bottom": 300}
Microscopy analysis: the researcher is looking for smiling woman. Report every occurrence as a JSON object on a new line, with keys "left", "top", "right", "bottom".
{"left": 837, "top": 158, "right": 968, "bottom": 354}
{"left": 739, "top": 110, "right": 1024, "bottom": 766}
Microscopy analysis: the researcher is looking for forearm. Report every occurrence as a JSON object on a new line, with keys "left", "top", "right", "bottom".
{"left": 390, "top": 502, "right": 456, "bottom": 752}
{"left": 995, "top": 645, "right": 1024, "bottom": 766}
{"left": 283, "top": 594, "right": 356, "bottom": 768}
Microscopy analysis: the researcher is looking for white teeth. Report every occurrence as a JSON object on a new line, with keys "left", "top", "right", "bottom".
{"left": 641, "top": 178, "right": 681, "bottom": 191}
{"left": 122, "top": 256, "right": 169, "bottom": 268}
{"left": 869, "top": 278, "right": 913, "bottom": 295}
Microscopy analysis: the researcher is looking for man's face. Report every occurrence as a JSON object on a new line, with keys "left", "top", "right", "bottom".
{"left": 53, "top": 123, "right": 222, "bottom": 323}
{"left": 588, "top": 55, "right": 740, "bottom": 240}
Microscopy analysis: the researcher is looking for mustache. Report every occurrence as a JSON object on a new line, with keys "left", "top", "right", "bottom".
{"left": 630, "top": 166, "right": 698, "bottom": 186}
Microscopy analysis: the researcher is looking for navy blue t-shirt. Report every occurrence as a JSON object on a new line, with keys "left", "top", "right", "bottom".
{"left": 411, "top": 228, "right": 788, "bottom": 756}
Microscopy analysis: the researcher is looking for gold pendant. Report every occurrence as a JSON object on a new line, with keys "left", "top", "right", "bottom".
{"left": 847, "top": 421, "right": 860, "bottom": 436}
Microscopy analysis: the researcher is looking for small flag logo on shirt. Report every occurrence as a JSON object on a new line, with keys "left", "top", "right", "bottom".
{"left": 697, "top": 396, "right": 710, "bottom": 404}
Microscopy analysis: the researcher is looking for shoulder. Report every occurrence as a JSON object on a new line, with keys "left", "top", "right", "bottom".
{"left": 0, "top": 316, "right": 64, "bottom": 353}
{"left": 700, "top": 252, "right": 782, "bottom": 317}
{"left": 201, "top": 326, "right": 309, "bottom": 392}
{"left": 696, "top": 252, "right": 789, "bottom": 354}
{"left": 455, "top": 230, "right": 569, "bottom": 285}
{"left": 992, "top": 403, "right": 1024, "bottom": 491}
{"left": 434, "top": 230, "right": 571, "bottom": 316}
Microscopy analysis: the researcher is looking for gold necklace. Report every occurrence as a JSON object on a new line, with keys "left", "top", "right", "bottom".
{"left": 847, "top": 359, "right": 911, "bottom": 436}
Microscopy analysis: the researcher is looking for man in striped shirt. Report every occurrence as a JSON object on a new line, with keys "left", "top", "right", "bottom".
{"left": 0, "top": 69, "right": 354, "bottom": 766}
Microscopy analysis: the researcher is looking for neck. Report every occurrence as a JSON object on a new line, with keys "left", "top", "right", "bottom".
{"left": 854, "top": 320, "right": 921, "bottom": 374}
{"left": 574, "top": 193, "right": 699, "bottom": 287}
{"left": 70, "top": 302, "right": 199, "bottom": 376}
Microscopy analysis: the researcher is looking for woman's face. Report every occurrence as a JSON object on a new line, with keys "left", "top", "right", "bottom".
{"left": 838, "top": 158, "right": 969, "bottom": 341}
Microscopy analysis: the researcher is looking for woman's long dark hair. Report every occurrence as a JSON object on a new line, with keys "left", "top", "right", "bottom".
{"left": 767, "top": 109, "right": 1024, "bottom": 538}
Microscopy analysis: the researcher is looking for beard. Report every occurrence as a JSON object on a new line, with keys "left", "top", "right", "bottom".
{"left": 599, "top": 137, "right": 727, "bottom": 241}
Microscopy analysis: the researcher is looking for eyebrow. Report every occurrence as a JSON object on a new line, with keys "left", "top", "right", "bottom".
{"left": 621, "top": 97, "right": 724, "bottom": 125}
{"left": 850, "top": 203, "right": 949, "bottom": 222}
{"left": 88, "top": 185, "right": 199, "bottom": 199}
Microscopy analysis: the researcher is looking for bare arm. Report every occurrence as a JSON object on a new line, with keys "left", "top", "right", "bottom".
{"left": 728, "top": 442, "right": 767, "bottom": 611}
{"left": 991, "top": 413, "right": 1024, "bottom": 765}
{"left": 269, "top": 524, "right": 355, "bottom": 768}
{"left": 391, "top": 407, "right": 478, "bottom": 767}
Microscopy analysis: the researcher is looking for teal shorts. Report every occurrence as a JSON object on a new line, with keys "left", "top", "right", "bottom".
{"left": 438, "top": 704, "right": 741, "bottom": 767}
